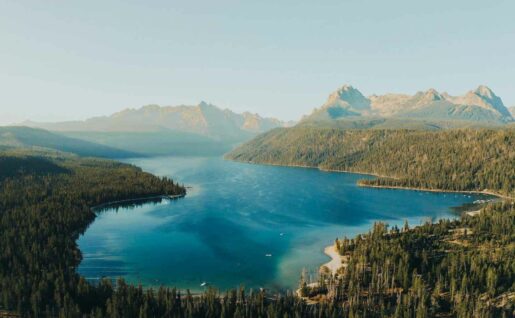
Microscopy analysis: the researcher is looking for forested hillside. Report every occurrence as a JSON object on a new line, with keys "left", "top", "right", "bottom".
{"left": 301, "top": 202, "right": 515, "bottom": 317}
{"left": 0, "top": 126, "right": 137, "bottom": 158}
{"left": 0, "top": 152, "right": 185, "bottom": 317}
{"left": 1, "top": 151, "right": 513, "bottom": 317}
{"left": 227, "top": 128, "right": 514, "bottom": 197}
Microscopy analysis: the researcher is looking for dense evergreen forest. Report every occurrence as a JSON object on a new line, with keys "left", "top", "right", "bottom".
{"left": 0, "top": 151, "right": 185, "bottom": 317}
{"left": 1, "top": 147, "right": 513, "bottom": 317}
{"left": 300, "top": 202, "right": 515, "bottom": 317}
{"left": 227, "top": 128, "right": 514, "bottom": 197}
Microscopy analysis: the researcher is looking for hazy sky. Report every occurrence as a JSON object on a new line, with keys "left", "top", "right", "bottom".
{"left": 1, "top": 0, "right": 514, "bottom": 124}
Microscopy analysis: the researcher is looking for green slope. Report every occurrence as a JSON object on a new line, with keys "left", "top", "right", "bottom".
{"left": 0, "top": 126, "right": 138, "bottom": 158}
{"left": 0, "top": 155, "right": 69, "bottom": 181}
{"left": 226, "top": 127, "right": 515, "bottom": 197}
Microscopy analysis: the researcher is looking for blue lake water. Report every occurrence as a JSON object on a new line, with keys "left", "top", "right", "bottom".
{"left": 77, "top": 156, "right": 488, "bottom": 292}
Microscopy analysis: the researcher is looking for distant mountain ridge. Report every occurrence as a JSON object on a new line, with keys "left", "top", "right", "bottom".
{"left": 0, "top": 126, "right": 136, "bottom": 158}
{"left": 25, "top": 102, "right": 291, "bottom": 141}
{"left": 304, "top": 85, "right": 513, "bottom": 124}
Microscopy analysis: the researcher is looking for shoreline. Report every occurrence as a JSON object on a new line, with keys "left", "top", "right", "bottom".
{"left": 465, "top": 209, "right": 481, "bottom": 217}
{"left": 227, "top": 159, "right": 512, "bottom": 200}
{"left": 320, "top": 245, "right": 346, "bottom": 275}
{"left": 228, "top": 159, "right": 395, "bottom": 179}
{"left": 231, "top": 158, "right": 513, "bottom": 281}
{"left": 320, "top": 206, "right": 486, "bottom": 276}
{"left": 91, "top": 193, "right": 186, "bottom": 211}
{"left": 357, "top": 184, "right": 513, "bottom": 200}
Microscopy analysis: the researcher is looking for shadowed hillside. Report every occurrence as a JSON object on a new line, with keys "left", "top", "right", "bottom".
{"left": 0, "top": 126, "right": 138, "bottom": 158}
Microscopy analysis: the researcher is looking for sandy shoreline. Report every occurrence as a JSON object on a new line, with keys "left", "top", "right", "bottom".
{"left": 321, "top": 206, "right": 487, "bottom": 275}
{"left": 465, "top": 210, "right": 481, "bottom": 217}
{"left": 320, "top": 245, "right": 345, "bottom": 275}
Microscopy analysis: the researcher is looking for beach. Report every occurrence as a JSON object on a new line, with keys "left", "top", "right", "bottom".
{"left": 320, "top": 245, "right": 346, "bottom": 275}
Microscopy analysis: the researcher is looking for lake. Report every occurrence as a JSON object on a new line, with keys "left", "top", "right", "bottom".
{"left": 77, "top": 156, "right": 488, "bottom": 292}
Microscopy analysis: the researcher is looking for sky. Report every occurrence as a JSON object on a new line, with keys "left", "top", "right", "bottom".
{"left": 1, "top": 0, "right": 514, "bottom": 124}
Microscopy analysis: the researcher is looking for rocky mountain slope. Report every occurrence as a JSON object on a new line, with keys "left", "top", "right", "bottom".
{"left": 303, "top": 85, "right": 513, "bottom": 124}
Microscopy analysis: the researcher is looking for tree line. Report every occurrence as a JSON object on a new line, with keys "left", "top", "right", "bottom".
{"left": 227, "top": 128, "right": 514, "bottom": 197}
{"left": 0, "top": 152, "right": 185, "bottom": 317}
{"left": 300, "top": 202, "right": 514, "bottom": 317}
{"left": 1, "top": 148, "right": 513, "bottom": 317}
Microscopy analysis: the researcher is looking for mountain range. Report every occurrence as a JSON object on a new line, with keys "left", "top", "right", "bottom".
{"left": 14, "top": 85, "right": 514, "bottom": 156}
{"left": 23, "top": 86, "right": 513, "bottom": 138}
{"left": 21, "top": 102, "right": 293, "bottom": 156}
{"left": 303, "top": 85, "right": 513, "bottom": 124}
{"left": 25, "top": 102, "right": 291, "bottom": 141}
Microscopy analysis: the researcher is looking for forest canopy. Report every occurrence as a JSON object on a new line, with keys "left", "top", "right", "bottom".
{"left": 0, "top": 151, "right": 185, "bottom": 317}
{"left": 1, "top": 140, "right": 514, "bottom": 317}
{"left": 227, "top": 128, "right": 515, "bottom": 197}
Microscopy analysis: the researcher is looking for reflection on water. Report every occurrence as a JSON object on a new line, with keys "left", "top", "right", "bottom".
{"left": 77, "top": 156, "right": 491, "bottom": 291}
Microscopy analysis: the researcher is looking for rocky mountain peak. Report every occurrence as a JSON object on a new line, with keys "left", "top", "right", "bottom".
{"left": 456, "top": 85, "right": 511, "bottom": 118}
{"left": 331, "top": 84, "right": 362, "bottom": 97}
{"left": 474, "top": 85, "right": 494, "bottom": 98}
{"left": 198, "top": 101, "right": 213, "bottom": 109}
{"left": 424, "top": 88, "right": 442, "bottom": 100}
{"left": 410, "top": 88, "right": 444, "bottom": 107}
{"left": 324, "top": 84, "right": 371, "bottom": 112}
{"left": 339, "top": 84, "right": 355, "bottom": 91}
{"left": 304, "top": 84, "right": 513, "bottom": 124}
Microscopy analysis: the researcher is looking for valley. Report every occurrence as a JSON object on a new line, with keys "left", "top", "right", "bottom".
{"left": 3, "top": 3, "right": 515, "bottom": 316}
{"left": 1, "top": 84, "right": 514, "bottom": 317}
{"left": 77, "top": 156, "right": 489, "bottom": 291}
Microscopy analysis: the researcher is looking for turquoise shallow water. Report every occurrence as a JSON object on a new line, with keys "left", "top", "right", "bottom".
{"left": 77, "top": 156, "right": 488, "bottom": 292}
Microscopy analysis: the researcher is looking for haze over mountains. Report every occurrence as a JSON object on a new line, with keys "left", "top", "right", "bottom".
{"left": 22, "top": 102, "right": 292, "bottom": 156}
{"left": 303, "top": 85, "right": 513, "bottom": 125}
{"left": 26, "top": 102, "right": 291, "bottom": 141}
{"left": 24, "top": 85, "right": 513, "bottom": 137}
{"left": 11, "top": 84, "right": 514, "bottom": 157}
{"left": 0, "top": 126, "right": 136, "bottom": 158}
{"left": 13, "top": 85, "right": 512, "bottom": 130}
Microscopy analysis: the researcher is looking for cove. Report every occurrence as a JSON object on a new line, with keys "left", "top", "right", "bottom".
{"left": 77, "top": 156, "right": 490, "bottom": 292}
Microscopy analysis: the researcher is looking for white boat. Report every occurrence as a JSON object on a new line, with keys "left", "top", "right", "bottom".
{"left": 200, "top": 282, "right": 207, "bottom": 287}
{"left": 265, "top": 254, "right": 272, "bottom": 257}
